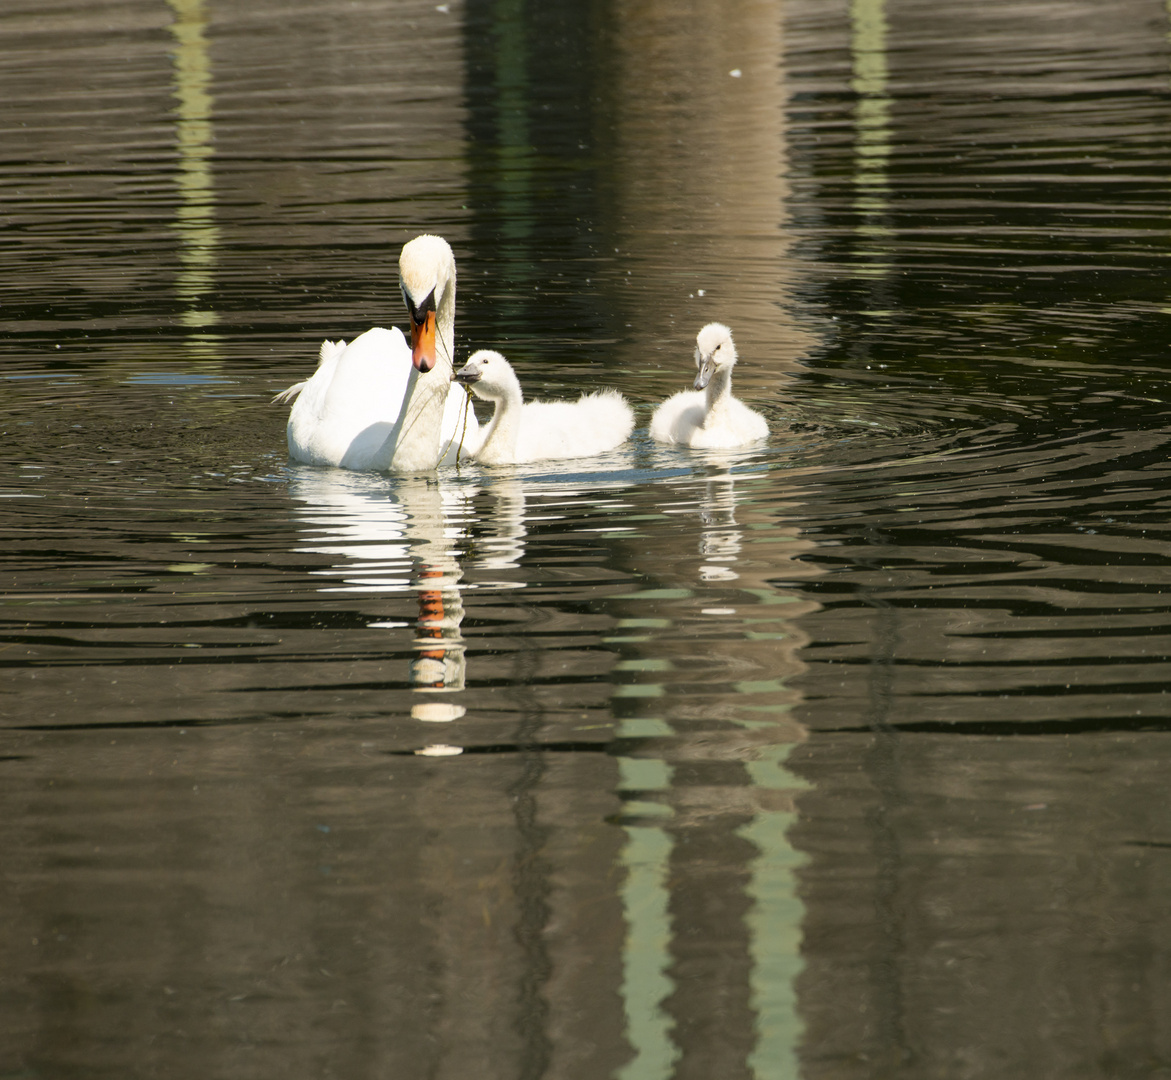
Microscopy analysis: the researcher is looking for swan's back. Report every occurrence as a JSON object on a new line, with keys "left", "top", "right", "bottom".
{"left": 515, "top": 390, "right": 634, "bottom": 463}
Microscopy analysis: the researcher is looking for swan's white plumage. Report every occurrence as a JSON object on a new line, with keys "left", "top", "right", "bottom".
{"left": 276, "top": 235, "right": 479, "bottom": 472}
{"left": 453, "top": 349, "right": 634, "bottom": 465}
{"left": 650, "top": 322, "right": 768, "bottom": 449}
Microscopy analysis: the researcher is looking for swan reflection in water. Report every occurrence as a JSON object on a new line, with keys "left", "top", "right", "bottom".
{"left": 286, "top": 471, "right": 528, "bottom": 728}
{"left": 288, "top": 472, "right": 467, "bottom": 705}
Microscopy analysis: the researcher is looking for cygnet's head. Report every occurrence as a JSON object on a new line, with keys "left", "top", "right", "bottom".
{"left": 399, "top": 234, "right": 456, "bottom": 373}
{"left": 693, "top": 322, "right": 737, "bottom": 390}
{"left": 453, "top": 349, "right": 518, "bottom": 402}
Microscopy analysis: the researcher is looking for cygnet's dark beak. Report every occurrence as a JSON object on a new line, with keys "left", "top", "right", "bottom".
{"left": 453, "top": 365, "right": 480, "bottom": 385}
{"left": 694, "top": 357, "right": 716, "bottom": 391}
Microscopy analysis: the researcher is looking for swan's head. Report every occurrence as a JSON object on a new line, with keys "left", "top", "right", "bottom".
{"left": 453, "top": 349, "right": 518, "bottom": 403}
{"left": 693, "top": 322, "right": 737, "bottom": 390}
{"left": 399, "top": 235, "right": 456, "bottom": 374}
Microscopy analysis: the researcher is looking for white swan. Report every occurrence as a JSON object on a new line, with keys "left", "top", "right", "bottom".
{"left": 274, "top": 235, "right": 479, "bottom": 472}
{"left": 452, "top": 349, "right": 634, "bottom": 465}
{"left": 649, "top": 322, "right": 768, "bottom": 449}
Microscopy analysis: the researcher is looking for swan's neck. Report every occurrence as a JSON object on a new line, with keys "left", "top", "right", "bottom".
{"left": 389, "top": 288, "right": 457, "bottom": 471}
{"left": 431, "top": 291, "right": 456, "bottom": 379}
{"left": 475, "top": 371, "right": 524, "bottom": 464}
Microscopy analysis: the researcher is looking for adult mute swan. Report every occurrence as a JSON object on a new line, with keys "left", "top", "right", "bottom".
{"left": 649, "top": 322, "right": 768, "bottom": 449}
{"left": 453, "top": 349, "right": 634, "bottom": 465}
{"left": 274, "top": 234, "right": 479, "bottom": 472}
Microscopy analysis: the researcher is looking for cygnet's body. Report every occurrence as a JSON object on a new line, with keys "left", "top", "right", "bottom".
{"left": 453, "top": 350, "right": 634, "bottom": 465}
{"left": 650, "top": 323, "right": 768, "bottom": 449}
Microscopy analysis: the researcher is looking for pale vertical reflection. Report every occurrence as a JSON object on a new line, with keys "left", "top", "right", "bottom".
{"left": 612, "top": 466, "right": 817, "bottom": 1078}
{"left": 1167, "top": 0, "right": 1171, "bottom": 67}
{"left": 706, "top": 472, "right": 809, "bottom": 1079}
{"left": 1166, "top": 0, "right": 1171, "bottom": 299}
{"left": 617, "top": 738, "right": 678, "bottom": 1080}
{"left": 167, "top": 0, "right": 222, "bottom": 340}
{"left": 605, "top": 0, "right": 812, "bottom": 406}
{"left": 493, "top": 0, "right": 531, "bottom": 249}
{"left": 850, "top": 0, "right": 894, "bottom": 252}
{"left": 741, "top": 744, "right": 808, "bottom": 1080}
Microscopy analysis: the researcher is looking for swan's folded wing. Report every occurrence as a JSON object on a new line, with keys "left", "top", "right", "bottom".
{"left": 287, "top": 327, "right": 414, "bottom": 467}
{"left": 320, "top": 327, "right": 411, "bottom": 426}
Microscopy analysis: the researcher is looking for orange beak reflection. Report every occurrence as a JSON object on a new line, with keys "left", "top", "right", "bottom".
{"left": 410, "top": 310, "right": 437, "bottom": 373}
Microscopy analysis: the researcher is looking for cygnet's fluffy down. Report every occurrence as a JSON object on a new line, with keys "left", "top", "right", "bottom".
{"left": 453, "top": 350, "right": 634, "bottom": 465}
{"left": 650, "top": 322, "right": 768, "bottom": 449}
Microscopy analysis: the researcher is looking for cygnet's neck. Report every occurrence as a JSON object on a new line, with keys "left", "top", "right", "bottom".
{"left": 475, "top": 367, "right": 525, "bottom": 463}
{"left": 703, "top": 361, "right": 735, "bottom": 418}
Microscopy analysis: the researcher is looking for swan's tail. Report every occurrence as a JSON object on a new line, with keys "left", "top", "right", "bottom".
{"left": 271, "top": 339, "right": 348, "bottom": 405}
{"left": 271, "top": 381, "right": 306, "bottom": 405}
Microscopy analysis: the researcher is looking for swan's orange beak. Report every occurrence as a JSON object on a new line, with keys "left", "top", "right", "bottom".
{"left": 410, "top": 310, "right": 437, "bottom": 373}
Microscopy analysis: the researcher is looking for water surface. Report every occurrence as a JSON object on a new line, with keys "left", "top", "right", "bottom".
{"left": 4, "top": 1, "right": 1171, "bottom": 1077}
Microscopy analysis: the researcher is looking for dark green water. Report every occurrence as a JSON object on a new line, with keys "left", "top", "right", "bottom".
{"left": 3, "top": 1, "right": 1171, "bottom": 1077}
